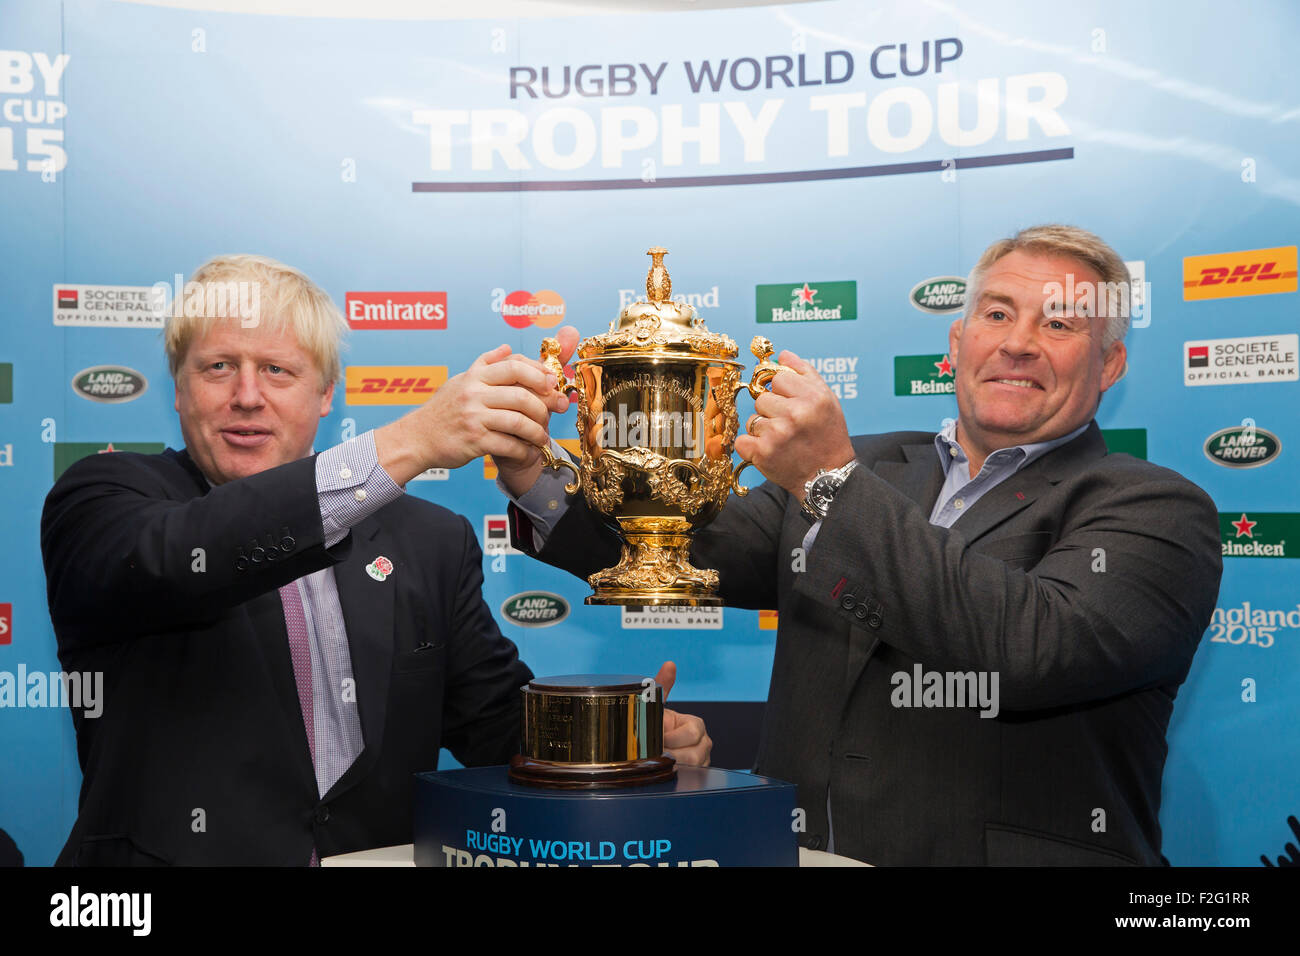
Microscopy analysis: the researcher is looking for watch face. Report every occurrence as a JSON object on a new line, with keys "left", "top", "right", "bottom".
{"left": 809, "top": 474, "right": 839, "bottom": 509}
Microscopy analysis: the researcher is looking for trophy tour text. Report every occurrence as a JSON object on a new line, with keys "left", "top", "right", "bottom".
{"left": 413, "top": 38, "right": 1071, "bottom": 173}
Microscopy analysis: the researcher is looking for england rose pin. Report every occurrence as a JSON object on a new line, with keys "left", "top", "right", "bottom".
{"left": 366, "top": 555, "right": 394, "bottom": 581}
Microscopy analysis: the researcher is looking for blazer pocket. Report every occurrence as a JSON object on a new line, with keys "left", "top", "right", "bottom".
{"left": 72, "top": 833, "right": 172, "bottom": 867}
{"left": 394, "top": 642, "right": 445, "bottom": 674}
{"left": 984, "top": 822, "right": 1140, "bottom": 866}
{"left": 974, "top": 532, "right": 1053, "bottom": 570}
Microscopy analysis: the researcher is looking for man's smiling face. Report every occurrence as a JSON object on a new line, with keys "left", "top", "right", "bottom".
{"left": 948, "top": 249, "right": 1127, "bottom": 464}
{"left": 174, "top": 320, "right": 334, "bottom": 486}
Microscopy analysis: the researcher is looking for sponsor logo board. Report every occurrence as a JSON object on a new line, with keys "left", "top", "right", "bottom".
{"left": 500, "top": 591, "right": 570, "bottom": 628}
{"left": 910, "top": 276, "right": 965, "bottom": 314}
{"left": 894, "top": 354, "right": 955, "bottom": 396}
{"left": 53, "top": 441, "right": 166, "bottom": 480}
{"left": 345, "top": 292, "right": 447, "bottom": 330}
{"left": 756, "top": 281, "right": 856, "bottom": 324}
{"left": 71, "top": 365, "right": 147, "bottom": 403}
{"left": 494, "top": 289, "right": 566, "bottom": 329}
{"left": 483, "top": 514, "right": 520, "bottom": 556}
{"left": 1184, "top": 334, "right": 1298, "bottom": 386}
{"left": 1219, "top": 513, "right": 1296, "bottom": 558}
{"left": 52, "top": 284, "right": 165, "bottom": 328}
{"left": 344, "top": 366, "right": 448, "bottom": 405}
{"left": 621, "top": 606, "right": 723, "bottom": 629}
{"left": 1183, "top": 246, "right": 1297, "bottom": 301}
{"left": 1204, "top": 425, "right": 1281, "bottom": 468}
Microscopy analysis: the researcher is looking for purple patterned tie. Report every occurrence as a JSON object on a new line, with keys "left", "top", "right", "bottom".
{"left": 279, "top": 581, "right": 318, "bottom": 866}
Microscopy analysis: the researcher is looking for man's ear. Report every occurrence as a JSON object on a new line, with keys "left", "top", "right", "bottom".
{"left": 319, "top": 380, "right": 335, "bottom": 418}
{"left": 1100, "top": 341, "right": 1127, "bottom": 392}
{"left": 948, "top": 317, "right": 964, "bottom": 366}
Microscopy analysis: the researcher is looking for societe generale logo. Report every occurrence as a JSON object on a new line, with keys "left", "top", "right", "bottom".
{"left": 0, "top": 602, "right": 10, "bottom": 645}
{"left": 491, "top": 288, "right": 566, "bottom": 329}
{"left": 1182, "top": 246, "right": 1298, "bottom": 301}
{"left": 344, "top": 366, "right": 448, "bottom": 405}
{"left": 345, "top": 292, "right": 447, "bottom": 330}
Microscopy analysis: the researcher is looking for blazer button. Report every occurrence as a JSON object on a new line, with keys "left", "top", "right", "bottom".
{"left": 866, "top": 612, "right": 883, "bottom": 629}
{"left": 250, "top": 546, "right": 265, "bottom": 564}
{"left": 853, "top": 604, "right": 868, "bottom": 620}
{"left": 840, "top": 595, "right": 857, "bottom": 610}
{"left": 806, "top": 834, "right": 823, "bottom": 851}
{"left": 235, "top": 556, "right": 248, "bottom": 572}
{"left": 280, "top": 536, "right": 296, "bottom": 552}
{"left": 314, "top": 805, "right": 331, "bottom": 825}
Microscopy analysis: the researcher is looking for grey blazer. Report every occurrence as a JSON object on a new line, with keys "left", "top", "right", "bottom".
{"left": 511, "top": 422, "right": 1223, "bottom": 865}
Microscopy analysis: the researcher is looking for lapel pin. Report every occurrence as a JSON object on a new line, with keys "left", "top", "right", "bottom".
{"left": 1015, "top": 491, "right": 1025, "bottom": 500}
{"left": 366, "top": 555, "right": 394, "bottom": 581}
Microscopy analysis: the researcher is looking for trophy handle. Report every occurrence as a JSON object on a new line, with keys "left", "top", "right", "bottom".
{"left": 539, "top": 337, "right": 581, "bottom": 495}
{"left": 730, "top": 337, "right": 781, "bottom": 496}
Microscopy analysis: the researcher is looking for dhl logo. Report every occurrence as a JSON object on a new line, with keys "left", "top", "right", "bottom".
{"left": 485, "top": 438, "right": 580, "bottom": 480}
{"left": 1183, "top": 246, "right": 1297, "bottom": 301}
{"left": 344, "top": 366, "right": 448, "bottom": 405}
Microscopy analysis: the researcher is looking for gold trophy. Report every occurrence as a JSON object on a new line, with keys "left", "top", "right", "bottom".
{"left": 539, "top": 247, "right": 780, "bottom": 606}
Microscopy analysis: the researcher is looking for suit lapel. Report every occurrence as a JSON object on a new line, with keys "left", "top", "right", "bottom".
{"left": 950, "top": 422, "right": 1108, "bottom": 545}
{"left": 871, "top": 441, "right": 944, "bottom": 512}
{"left": 324, "top": 514, "right": 395, "bottom": 801}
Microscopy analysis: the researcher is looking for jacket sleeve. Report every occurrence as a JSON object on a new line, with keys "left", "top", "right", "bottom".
{"left": 41, "top": 451, "right": 348, "bottom": 644}
{"left": 439, "top": 515, "right": 533, "bottom": 767}
{"left": 793, "top": 463, "right": 1224, "bottom": 709}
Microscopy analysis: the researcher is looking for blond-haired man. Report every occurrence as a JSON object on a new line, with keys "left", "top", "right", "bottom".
{"left": 507, "top": 225, "right": 1222, "bottom": 866}
{"left": 42, "top": 254, "right": 707, "bottom": 866}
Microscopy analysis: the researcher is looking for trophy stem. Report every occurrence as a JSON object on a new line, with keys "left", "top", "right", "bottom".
{"left": 587, "top": 531, "right": 722, "bottom": 606}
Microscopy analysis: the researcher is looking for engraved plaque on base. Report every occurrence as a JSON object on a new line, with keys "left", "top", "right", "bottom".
{"left": 508, "top": 674, "right": 675, "bottom": 789}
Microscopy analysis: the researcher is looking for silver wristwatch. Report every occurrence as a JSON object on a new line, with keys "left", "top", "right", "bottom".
{"left": 801, "top": 460, "right": 859, "bottom": 522}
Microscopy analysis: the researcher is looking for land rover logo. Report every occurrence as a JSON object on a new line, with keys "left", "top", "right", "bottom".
{"left": 1204, "top": 425, "right": 1281, "bottom": 468}
{"left": 72, "top": 365, "right": 148, "bottom": 403}
{"left": 500, "top": 591, "right": 569, "bottom": 628}
{"left": 910, "top": 276, "right": 966, "bottom": 314}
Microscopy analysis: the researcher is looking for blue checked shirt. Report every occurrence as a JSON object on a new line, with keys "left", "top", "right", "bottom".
{"left": 301, "top": 431, "right": 403, "bottom": 797}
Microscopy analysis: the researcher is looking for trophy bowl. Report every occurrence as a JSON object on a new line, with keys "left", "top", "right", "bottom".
{"left": 540, "top": 247, "right": 779, "bottom": 606}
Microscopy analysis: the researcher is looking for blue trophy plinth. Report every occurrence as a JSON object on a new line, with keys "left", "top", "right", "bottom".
{"left": 413, "top": 764, "right": 798, "bottom": 867}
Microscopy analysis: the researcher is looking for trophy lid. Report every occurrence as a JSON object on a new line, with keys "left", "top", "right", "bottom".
{"left": 577, "top": 248, "right": 738, "bottom": 362}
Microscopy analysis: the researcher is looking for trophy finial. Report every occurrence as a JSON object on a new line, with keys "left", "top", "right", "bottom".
{"left": 646, "top": 247, "right": 670, "bottom": 304}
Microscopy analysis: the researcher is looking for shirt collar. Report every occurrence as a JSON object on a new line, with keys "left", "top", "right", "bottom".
{"left": 934, "top": 419, "right": 1092, "bottom": 478}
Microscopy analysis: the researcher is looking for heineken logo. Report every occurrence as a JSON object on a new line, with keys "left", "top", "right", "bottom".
{"left": 755, "top": 281, "right": 856, "bottom": 324}
{"left": 1219, "top": 513, "right": 1296, "bottom": 558}
{"left": 72, "top": 365, "right": 148, "bottom": 404}
{"left": 1204, "top": 424, "right": 1281, "bottom": 468}
{"left": 894, "top": 353, "right": 956, "bottom": 396}
{"left": 1101, "top": 428, "right": 1148, "bottom": 460}
{"left": 53, "top": 441, "right": 166, "bottom": 480}
{"left": 910, "top": 276, "right": 966, "bottom": 314}
{"left": 500, "top": 591, "right": 569, "bottom": 628}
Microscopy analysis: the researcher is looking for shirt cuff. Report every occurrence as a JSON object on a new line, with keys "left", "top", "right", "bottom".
{"left": 801, "top": 519, "right": 822, "bottom": 555}
{"left": 495, "top": 440, "right": 574, "bottom": 550}
{"left": 317, "top": 431, "right": 404, "bottom": 547}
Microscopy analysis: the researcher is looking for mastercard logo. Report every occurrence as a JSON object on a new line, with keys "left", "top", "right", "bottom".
{"left": 500, "top": 289, "right": 566, "bottom": 330}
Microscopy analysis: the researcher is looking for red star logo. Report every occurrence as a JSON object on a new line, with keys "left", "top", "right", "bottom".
{"left": 794, "top": 283, "right": 817, "bottom": 305}
{"left": 1231, "top": 513, "right": 1257, "bottom": 538}
{"left": 97, "top": 442, "right": 117, "bottom": 454}
{"left": 934, "top": 354, "right": 954, "bottom": 377}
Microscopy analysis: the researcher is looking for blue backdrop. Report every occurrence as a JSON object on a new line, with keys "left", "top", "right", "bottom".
{"left": 1, "top": 0, "right": 1296, "bottom": 866}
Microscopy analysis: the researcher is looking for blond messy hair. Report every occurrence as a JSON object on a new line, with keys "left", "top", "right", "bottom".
{"left": 965, "top": 224, "right": 1132, "bottom": 350}
{"left": 164, "top": 254, "right": 348, "bottom": 386}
